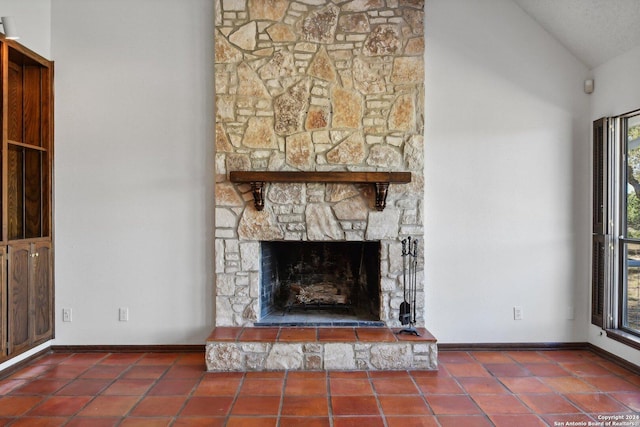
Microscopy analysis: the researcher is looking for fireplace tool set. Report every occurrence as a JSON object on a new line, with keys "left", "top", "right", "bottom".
{"left": 398, "top": 236, "right": 420, "bottom": 336}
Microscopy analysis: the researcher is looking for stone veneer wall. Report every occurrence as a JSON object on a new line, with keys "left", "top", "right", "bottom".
{"left": 214, "top": 0, "right": 425, "bottom": 327}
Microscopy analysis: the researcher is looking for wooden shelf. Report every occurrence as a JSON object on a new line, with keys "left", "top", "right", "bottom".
{"left": 8, "top": 140, "right": 47, "bottom": 152}
{"left": 229, "top": 171, "right": 411, "bottom": 211}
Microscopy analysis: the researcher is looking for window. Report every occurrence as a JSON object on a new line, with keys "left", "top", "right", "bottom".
{"left": 593, "top": 110, "right": 640, "bottom": 348}
{"left": 621, "top": 113, "right": 640, "bottom": 334}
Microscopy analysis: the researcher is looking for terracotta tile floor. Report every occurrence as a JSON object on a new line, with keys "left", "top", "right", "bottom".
{"left": 0, "top": 349, "right": 637, "bottom": 425}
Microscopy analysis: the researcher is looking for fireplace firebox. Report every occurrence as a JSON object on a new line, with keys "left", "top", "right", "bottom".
{"left": 257, "top": 241, "right": 383, "bottom": 326}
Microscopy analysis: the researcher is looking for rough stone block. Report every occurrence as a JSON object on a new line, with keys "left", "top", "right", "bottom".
{"left": 239, "top": 242, "right": 260, "bottom": 271}
{"left": 222, "top": 0, "right": 245, "bottom": 12}
{"left": 366, "top": 209, "right": 401, "bottom": 240}
{"left": 370, "top": 343, "right": 412, "bottom": 370}
{"left": 246, "top": 353, "right": 266, "bottom": 370}
{"left": 215, "top": 298, "right": 234, "bottom": 325}
{"left": 304, "top": 343, "right": 322, "bottom": 353}
{"left": 240, "top": 342, "right": 269, "bottom": 354}
{"left": 413, "top": 352, "right": 438, "bottom": 370}
{"left": 206, "top": 343, "right": 243, "bottom": 371}
{"left": 306, "top": 204, "right": 344, "bottom": 240}
{"left": 358, "top": 359, "right": 374, "bottom": 370}
{"left": 412, "top": 343, "right": 432, "bottom": 354}
{"left": 265, "top": 343, "right": 304, "bottom": 370}
{"left": 324, "top": 343, "right": 356, "bottom": 370}
{"left": 305, "top": 354, "right": 322, "bottom": 370}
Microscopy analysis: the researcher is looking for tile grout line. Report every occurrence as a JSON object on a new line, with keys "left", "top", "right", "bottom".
{"left": 474, "top": 350, "right": 607, "bottom": 424}
{"left": 472, "top": 349, "right": 542, "bottom": 424}
{"left": 524, "top": 351, "right": 619, "bottom": 420}
{"left": 165, "top": 354, "right": 206, "bottom": 426}
{"left": 452, "top": 351, "right": 507, "bottom": 425}
{"left": 367, "top": 369, "right": 390, "bottom": 427}
{"left": 325, "top": 369, "right": 334, "bottom": 427}
{"left": 91, "top": 354, "right": 144, "bottom": 425}
{"left": 485, "top": 354, "right": 563, "bottom": 425}
{"left": 6, "top": 357, "right": 74, "bottom": 424}
{"left": 36, "top": 352, "right": 131, "bottom": 424}
{"left": 520, "top": 361, "right": 593, "bottom": 424}
{"left": 223, "top": 371, "right": 247, "bottom": 425}
{"left": 13, "top": 355, "right": 86, "bottom": 417}
{"left": 277, "top": 369, "right": 287, "bottom": 426}
{"left": 115, "top": 353, "right": 181, "bottom": 426}
{"left": 408, "top": 368, "right": 436, "bottom": 421}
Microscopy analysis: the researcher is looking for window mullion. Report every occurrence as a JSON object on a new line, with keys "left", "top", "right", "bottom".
{"left": 608, "top": 116, "right": 621, "bottom": 330}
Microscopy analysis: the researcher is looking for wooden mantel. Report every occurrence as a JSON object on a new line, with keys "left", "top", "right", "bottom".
{"left": 229, "top": 171, "right": 411, "bottom": 211}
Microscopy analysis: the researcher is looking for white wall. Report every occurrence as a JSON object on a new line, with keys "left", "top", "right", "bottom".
{"left": 425, "top": 0, "right": 592, "bottom": 343}
{"left": 51, "top": 0, "right": 215, "bottom": 344}
{"left": 591, "top": 44, "right": 640, "bottom": 117}
{"left": 0, "top": 0, "right": 50, "bottom": 58}
{"left": 589, "top": 45, "right": 640, "bottom": 365}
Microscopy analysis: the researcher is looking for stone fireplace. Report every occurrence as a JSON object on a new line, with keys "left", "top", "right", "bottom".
{"left": 214, "top": 0, "right": 425, "bottom": 330}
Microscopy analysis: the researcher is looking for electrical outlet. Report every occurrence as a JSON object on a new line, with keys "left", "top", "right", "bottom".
{"left": 119, "top": 307, "right": 129, "bottom": 322}
{"left": 513, "top": 306, "right": 523, "bottom": 320}
{"left": 62, "top": 308, "right": 72, "bottom": 322}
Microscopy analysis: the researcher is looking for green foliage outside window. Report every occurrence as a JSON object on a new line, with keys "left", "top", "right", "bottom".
{"left": 627, "top": 125, "right": 640, "bottom": 238}
{"left": 628, "top": 193, "right": 640, "bottom": 238}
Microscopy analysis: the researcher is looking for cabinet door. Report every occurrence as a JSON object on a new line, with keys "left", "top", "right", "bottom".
{"left": 0, "top": 247, "right": 6, "bottom": 357}
{"left": 8, "top": 243, "right": 31, "bottom": 355}
{"left": 31, "top": 242, "right": 52, "bottom": 343}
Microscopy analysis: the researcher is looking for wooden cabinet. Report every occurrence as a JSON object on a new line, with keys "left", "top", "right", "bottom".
{"left": 0, "top": 247, "right": 6, "bottom": 357}
{"left": 8, "top": 242, "right": 52, "bottom": 355}
{"left": 0, "top": 36, "right": 54, "bottom": 360}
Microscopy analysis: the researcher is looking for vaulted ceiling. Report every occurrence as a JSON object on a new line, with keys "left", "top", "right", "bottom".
{"left": 512, "top": 0, "right": 640, "bottom": 69}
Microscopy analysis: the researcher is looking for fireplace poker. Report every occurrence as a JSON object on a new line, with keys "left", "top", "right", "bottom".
{"left": 399, "top": 238, "right": 411, "bottom": 326}
{"left": 412, "top": 238, "right": 419, "bottom": 326}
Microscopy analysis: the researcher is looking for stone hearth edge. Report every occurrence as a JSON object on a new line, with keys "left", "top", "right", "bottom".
{"left": 206, "top": 326, "right": 437, "bottom": 371}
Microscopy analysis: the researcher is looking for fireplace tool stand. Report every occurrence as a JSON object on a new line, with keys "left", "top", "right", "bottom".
{"left": 397, "top": 237, "right": 420, "bottom": 336}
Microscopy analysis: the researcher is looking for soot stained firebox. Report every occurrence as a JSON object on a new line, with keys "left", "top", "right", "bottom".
{"left": 258, "top": 241, "right": 382, "bottom": 326}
